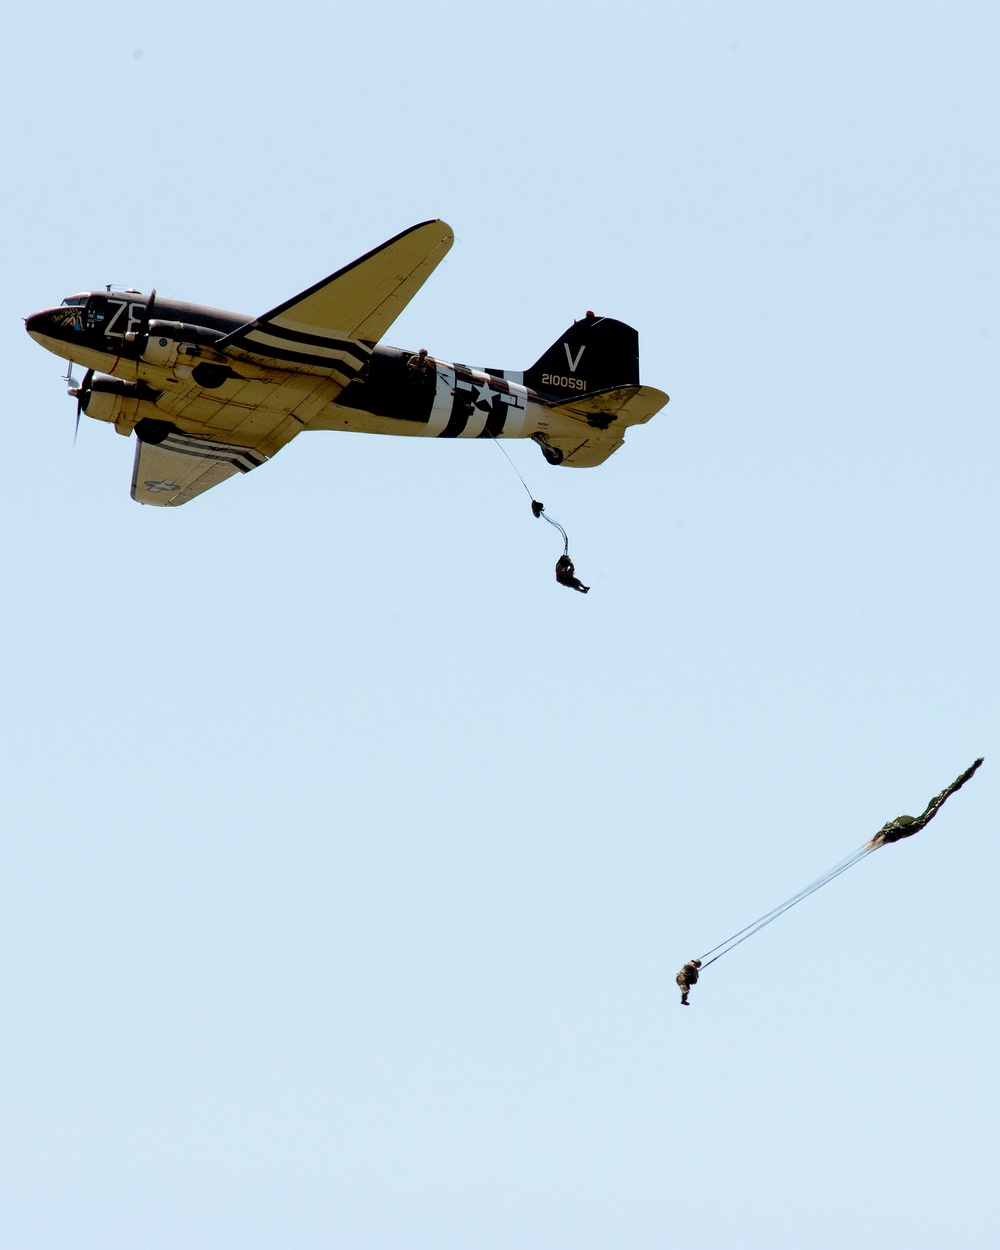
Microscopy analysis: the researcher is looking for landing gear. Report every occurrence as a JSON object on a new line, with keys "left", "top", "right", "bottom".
{"left": 531, "top": 432, "right": 564, "bottom": 465}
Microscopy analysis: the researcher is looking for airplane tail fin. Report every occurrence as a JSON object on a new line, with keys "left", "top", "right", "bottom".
{"left": 523, "top": 314, "right": 639, "bottom": 401}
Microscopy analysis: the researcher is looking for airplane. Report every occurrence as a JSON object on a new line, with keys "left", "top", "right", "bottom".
{"left": 25, "top": 220, "right": 669, "bottom": 507}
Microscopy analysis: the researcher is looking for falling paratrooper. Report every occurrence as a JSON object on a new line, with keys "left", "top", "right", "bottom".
{"left": 675, "top": 757, "right": 984, "bottom": 1006}
{"left": 529, "top": 498, "right": 589, "bottom": 592}
{"left": 487, "top": 441, "right": 592, "bottom": 593}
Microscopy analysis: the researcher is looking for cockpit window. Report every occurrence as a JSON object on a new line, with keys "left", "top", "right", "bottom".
{"left": 60, "top": 296, "right": 88, "bottom": 307}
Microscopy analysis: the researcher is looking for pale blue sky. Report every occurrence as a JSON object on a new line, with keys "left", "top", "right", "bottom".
{"left": 2, "top": 3, "right": 998, "bottom": 1247}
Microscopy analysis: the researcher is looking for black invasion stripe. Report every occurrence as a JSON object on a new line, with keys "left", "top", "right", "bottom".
{"left": 229, "top": 339, "right": 362, "bottom": 374}
{"left": 162, "top": 438, "right": 264, "bottom": 470}
{"left": 477, "top": 399, "right": 508, "bottom": 438}
{"left": 252, "top": 322, "right": 371, "bottom": 362}
{"left": 165, "top": 434, "right": 260, "bottom": 459}
{"left": 166, "top": 447, "right": 255, "bottom": 470}
{"left": 438, "top": 386, "right": 475, "bottom": 438}
{"left": 162, "top": 438, "right": 238, "bottom": 461}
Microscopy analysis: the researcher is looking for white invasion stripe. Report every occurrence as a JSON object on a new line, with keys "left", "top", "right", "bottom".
{"left": 458, "top": 370, "right": 530, "bottom": 439}
{"left": 423, "top": 365, "right": 455, "bottom": 437}
{"left": 498, "top": 380, "right": 529, "bottom": 439}
{"left": 461, "top": 409, "right": 488, "bottom": 438}
{"left": 245, "top": 329, "right": 364, "bottom": 366}
{"left": 269, "top": 315, "right": 372, "bottom": 349}
{"left": 166, "top": 433, "right": 254, "bottom": 455}
{"left": 162, "top": 434, "right": 263, "bottom": 471}
{"left": 458, "top": 369, "right": 493, "bottom": 438}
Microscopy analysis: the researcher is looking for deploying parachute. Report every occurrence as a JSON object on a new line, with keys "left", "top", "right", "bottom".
{"left": 863, "top": 758, "right": 983, "bottom": 848}
{"left": 676, "top": 757, "right": 984, "bottom": 1005}
{"left": 489, "top": 436, "right": 592, "bottom": 593}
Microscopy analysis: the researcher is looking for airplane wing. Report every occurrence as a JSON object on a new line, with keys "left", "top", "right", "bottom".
{"left": 126, "top": 221, "right": 454, "bottom": 505}
{"left": 131, "top": 426, "right": 274, "bottom": 507}
{"left": 217, "top": 219, "right": 454, "bottom": 380}
{"left": 127, "top": 371, "right": 341, "bottom": 506}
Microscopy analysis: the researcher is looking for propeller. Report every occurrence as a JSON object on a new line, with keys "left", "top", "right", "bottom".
{"left": 67, "top": 368, "right": 94, "bottom": 445}
{"left": 128, "top": 287, "right": 156, "bottom": 356}
{"left": 66, "top": 289, "right": 154, "bottom": 445}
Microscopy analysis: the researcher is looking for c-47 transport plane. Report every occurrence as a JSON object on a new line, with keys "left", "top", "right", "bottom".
{"left": 26, "top": 220, "right": 668, "bottom": 507}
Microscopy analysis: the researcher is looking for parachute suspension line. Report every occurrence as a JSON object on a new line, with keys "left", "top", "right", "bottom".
{"left": 539, "top": 508, "right": 570, "bottom": 556}
{"left": 702, "top": 848, "right": 872, "bottom": 967}
{"left": 486, "top": 429, "right": 535, "bottom": 504}
{"left": 698, "top": 846, "right": 873, "bottom": 971}
{"left": 697, "top": 847, "right": 869, "bottom": 962}
{"left": 487, "top": 431, "right": 571, "bottom": 556}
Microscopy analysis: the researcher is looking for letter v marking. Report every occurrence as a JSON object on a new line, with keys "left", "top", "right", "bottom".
{"left": 563, "top": 342, "right": 585, "bottom": 372}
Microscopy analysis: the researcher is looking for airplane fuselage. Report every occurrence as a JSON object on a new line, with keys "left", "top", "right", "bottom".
{"left": 27, "top": 290, "right": 573, "bottom": 453}
{"left": 24, "top": 221, "right": 666, "bottom": 506}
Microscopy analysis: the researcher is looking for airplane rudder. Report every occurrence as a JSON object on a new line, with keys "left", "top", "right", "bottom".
{"left": 524, "top": 313, "right": 639, "bottom": 400}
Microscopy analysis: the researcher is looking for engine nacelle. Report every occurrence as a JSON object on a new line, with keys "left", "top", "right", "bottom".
{"left": 139, "top": 325, "right": 182, "bottom": 369}
{"left": 80, "top": 375, "right": 162, "bottom": 435}
{"left": 82, "top": 376, "right": 140, "bottom": 424}
{"left": 126, "top": 319, "right": 226, "bottom": 369}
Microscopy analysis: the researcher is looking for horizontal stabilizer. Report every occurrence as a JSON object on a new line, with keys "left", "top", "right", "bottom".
{"left": 553, "top": 384, "right": 669, "bottom": 429}
{"left": 537, "top": 432, "right": 626, "bottom": 468}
